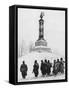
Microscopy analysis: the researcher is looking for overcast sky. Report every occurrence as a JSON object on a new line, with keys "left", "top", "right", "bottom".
{"left": 18, "top": 8, "right": 65, "bottom": 57}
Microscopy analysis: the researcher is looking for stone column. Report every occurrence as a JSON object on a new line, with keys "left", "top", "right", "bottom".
{"left": 39, "top": 12, "right": 44, "bottom": 40}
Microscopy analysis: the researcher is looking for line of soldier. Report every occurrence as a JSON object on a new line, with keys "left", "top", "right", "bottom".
{"left": 20, "top": 57, "right": 64, "bottom": 79}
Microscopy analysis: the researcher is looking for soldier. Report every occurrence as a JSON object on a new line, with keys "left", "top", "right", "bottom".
{"left": 53, "top": 60, "right": 58, "bottom": 75}
{"left": 33, "top": 60, "right": 39, "bottom": 77}
{"left": 44, "top": 59, "right": 48, "bottom": 75}
{"left": 47, "top": 60, "right": 52, "bottom": 75}
{"left": 20, "top": 61, "right": 28, "bottom": 79}
{"left": 59, "top": 58, "right": 64, "bottom": 74}
{"left": 56, "top": 59, "right": 60, "bottom": 73}
{"left": 40, "top": 60, "right": 46, "bottom": 76}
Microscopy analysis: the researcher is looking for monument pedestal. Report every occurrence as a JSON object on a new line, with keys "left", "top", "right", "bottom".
{"left": 31, "top": 39, "right": 52, "bottom": 53}
{"left": 35, "top": 39, "right": 47, "bottom": 46}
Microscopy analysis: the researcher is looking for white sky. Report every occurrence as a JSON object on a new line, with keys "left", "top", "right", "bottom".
{"left": 18, "top": 8, "right": 65, "bottom": 56}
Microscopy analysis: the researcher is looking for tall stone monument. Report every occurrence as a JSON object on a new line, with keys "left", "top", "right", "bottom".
{"left": 31, "top": 12, "right": 52, "bottom": 53}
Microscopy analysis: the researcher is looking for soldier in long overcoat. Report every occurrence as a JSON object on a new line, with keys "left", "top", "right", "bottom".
{"left": 33, "top": 60, "right": 39, "bottom": 77}
{"left": 20, "top": 61, "right": 28, "bottom": 79}
{"left": 59, "top": 58, "right": 64, "bottom": 74}
{"left": 47, "top": 60, "right": 52, "bottom": 75}
{"left": 53, "top": 60, "right": 58, "bottom": 75}
{"left": 53, "top": 59, "right": 60, "bottom": 75}
{"left": 40, "top": 60, "right": 46, "bottom": 76}
{"left": 44, "top": 59, "right": 48, "bottom": 75}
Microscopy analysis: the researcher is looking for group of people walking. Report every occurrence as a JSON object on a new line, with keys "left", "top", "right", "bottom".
{"left": 20, "top": 57, "right": 64, "bottom": 79}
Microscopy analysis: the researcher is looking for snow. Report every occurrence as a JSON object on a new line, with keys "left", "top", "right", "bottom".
{"left": 18, "top": 52, "right": 65, "bottom": 82}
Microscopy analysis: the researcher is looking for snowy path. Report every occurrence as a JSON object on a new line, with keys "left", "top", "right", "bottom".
{"left": 18, "top": 73, "right": 65, "bottom": 82}
{"left": 18, "top": 52, "right": 65, "bottom": 82}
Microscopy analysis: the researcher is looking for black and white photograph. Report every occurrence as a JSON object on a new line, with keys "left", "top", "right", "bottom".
{"left": 17, "top": 6, "right": 67, "bottom": 83}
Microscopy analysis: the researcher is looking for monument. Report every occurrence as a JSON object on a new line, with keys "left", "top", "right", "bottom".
{"left": 31, "top": 12, "right": 52, "bottom": 53}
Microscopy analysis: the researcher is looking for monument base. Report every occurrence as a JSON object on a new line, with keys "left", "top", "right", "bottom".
{"left": 31, "top": 46, "right": 52, "bottom": 53}
{"left": 30, "top": 39, "right": 52, "bottom": 53}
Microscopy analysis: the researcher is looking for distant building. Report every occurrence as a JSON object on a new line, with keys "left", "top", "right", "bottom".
{"left": 31, "top": 12, "right": 52, "bottom": 53}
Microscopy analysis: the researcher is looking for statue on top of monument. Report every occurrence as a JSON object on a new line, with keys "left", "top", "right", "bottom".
{"left": 40, "top": 12, "right": 44, "bottom": 19}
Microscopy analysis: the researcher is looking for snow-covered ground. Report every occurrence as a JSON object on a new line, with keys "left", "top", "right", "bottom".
{"left": 18, "top": 52, "right": 65, "bottom": 82}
